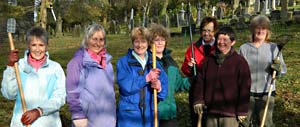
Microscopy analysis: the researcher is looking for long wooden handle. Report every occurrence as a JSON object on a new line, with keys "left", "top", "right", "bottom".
{"left": 8, "top": 33, "right": 30, "bottom": 127}
{"left": 197, "top": 113, "right": 202, "bottom": 127}
{"left": 260, "top": 69, "right": 277, "bottom": 127}
{"left": 152, "top": 44, "right": 158, "bottom": 127}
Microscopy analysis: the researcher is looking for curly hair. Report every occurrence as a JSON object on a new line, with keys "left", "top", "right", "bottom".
{"left": 148, "top": 23, "right": 170, "bottom": 46}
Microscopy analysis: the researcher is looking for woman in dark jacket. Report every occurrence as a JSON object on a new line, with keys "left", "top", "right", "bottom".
{"left": 193, "top": 26, "right": 251, "bottom": 127}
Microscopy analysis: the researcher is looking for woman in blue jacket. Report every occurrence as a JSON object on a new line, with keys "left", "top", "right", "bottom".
{"left": 116, "top": 27, "right": 168, "bottom": 127}
{"left": 1, "top": 27, "right": 66, "bottom": 127}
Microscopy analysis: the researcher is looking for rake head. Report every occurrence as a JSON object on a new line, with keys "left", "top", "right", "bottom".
{"left": 274, "top": 34, "right": 292, "bottom": 51}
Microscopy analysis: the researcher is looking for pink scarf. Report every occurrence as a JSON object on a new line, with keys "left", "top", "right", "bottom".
{"left": 86, "top": 48, "right": 106, "bottom": 68}
{"left": 28, "top": 54, "right": 46, "bottom": 71}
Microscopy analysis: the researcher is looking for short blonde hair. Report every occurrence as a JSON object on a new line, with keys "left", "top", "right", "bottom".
{"left": 250, "top": 15, "right": 272, "bottom": 42}
{"left": 130, "top": 27, "right": 151, "bottom": 44}
{"left": 149, "top": 23, "right": 170, "bottom": 46}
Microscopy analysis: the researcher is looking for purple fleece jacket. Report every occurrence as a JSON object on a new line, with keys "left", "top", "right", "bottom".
{"left": 66, "top": 48, "right": 116, "bottom": 127}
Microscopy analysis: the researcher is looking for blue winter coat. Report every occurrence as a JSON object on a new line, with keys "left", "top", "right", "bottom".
{"left": 116, "top": 49, "right": 168, "bottom": 127}
{"left": 66, "top": 48, "right": 116, "bottom": 127}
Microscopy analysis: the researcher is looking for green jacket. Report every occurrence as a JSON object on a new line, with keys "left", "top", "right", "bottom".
{"left": 158, "top": 48, "right": 191, "bottom": 120}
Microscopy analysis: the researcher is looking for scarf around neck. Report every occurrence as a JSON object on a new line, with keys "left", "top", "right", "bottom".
{"left": 28, "top": 53, "right": 46, "bottom": 71}
{"left": 87, "top": 48, "right": 107, "bottom": 68}
{"left": 215, "top": 48, "right": 233, "bottom": 65}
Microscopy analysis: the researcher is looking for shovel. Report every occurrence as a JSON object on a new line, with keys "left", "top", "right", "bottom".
{"left": 7, "top": 18, "right": 30, "bottom": 127}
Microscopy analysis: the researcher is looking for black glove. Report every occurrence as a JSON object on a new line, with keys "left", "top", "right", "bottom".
{"left": 8, "top": 49, "right": 19, "bottom": 66}
{"left": 21, "top": 108, "right": 41, "bottom": 125}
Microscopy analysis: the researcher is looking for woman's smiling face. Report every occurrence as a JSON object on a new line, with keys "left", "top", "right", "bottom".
{"left": 28, "top": 36, "right": 47, "bottom": 60}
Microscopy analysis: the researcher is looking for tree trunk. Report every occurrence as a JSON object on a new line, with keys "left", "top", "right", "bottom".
{"left": 281, "top": 0, "right": 288, "bottom": 23}
{"left": 39, "top": 0, "right": 47, "bottom": 29}
{"left": 146, "top": 0, "right": 152, "bottom": 17}
{"left": 160, "top": 0, "right": 168, "bottom": 16}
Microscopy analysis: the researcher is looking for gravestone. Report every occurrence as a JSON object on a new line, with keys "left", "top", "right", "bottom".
{"left": 178, "top": 3, "right": 186, "bottom": 26}
{"left": 73, "top": 24, "right": 81, "bottom": 37}
{"left": 293, "top": 10, "right": 300, "bottom": 23}
{"left": 288, "top": 0, "right": 295, "bottom": 6}
{"left": 161, "top": 14, "right": 169, "bottom": 28}
{"left": 271, "top": 0, "right": 276, "bottom": 10}
{"left": 176, "top": 13, "right": 180, "bottom": 27}
{"left": 109, "top": 20, "right": 117, "bottom": 34}
{"left": 142, "top": 6, "right": 147, "bottom": 27}
{"left": 196, "top": 2, "right": 202, "bottom": 26}
{"left": 270, "top": 10, "right": 281, "bottom": 20}
{"left": 254, "top": 0, "right": 260, "bottom": 12}
{"left": 235, "top": 17, "right": 248, "bottom": 31}
{"left": 235, "top": 4, "right": 244, "bottom": 17}
{"left": 212, "top": 6, "right": 217, "bottom": 17}
{"left": 262, "top": 0, "right": 270, "bottom": 15}
{"left": 124, "top": 11, "right": 128, "bottom": 23}
{"left": 129, "top": 8, "right": 134, "bottom": 31}
{"left": 216, "top": 7, "right": 224, "bottom": 19}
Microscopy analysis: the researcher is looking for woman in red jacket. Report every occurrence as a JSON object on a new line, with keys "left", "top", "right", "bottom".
{"left": 181, "top": 16, "right": 218, "bottom": 127}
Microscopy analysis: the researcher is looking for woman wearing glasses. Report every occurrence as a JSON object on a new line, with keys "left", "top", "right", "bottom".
{"left": 181, "top": 16, "right": 218, "bottom": 127}
{"left": 66, "top": 23, "right": 116, "bottom": 127}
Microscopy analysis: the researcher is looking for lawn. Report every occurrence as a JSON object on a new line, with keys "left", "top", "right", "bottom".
{"left": 0, "top": 23, "right": 300, "bottom": 127}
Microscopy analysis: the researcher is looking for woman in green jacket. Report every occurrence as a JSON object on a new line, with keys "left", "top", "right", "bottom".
{"left": 149, "top": 24, "right": 191, "bottom": 127}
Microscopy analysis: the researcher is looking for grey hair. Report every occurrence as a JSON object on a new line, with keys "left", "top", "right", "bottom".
{"left": 26, "top": 27, "right": 48, "bottom": 45}
{"left": 81, "top": 23, "right": 106, "bottom": 48}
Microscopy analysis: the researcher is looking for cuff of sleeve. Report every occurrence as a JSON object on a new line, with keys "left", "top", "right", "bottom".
{"left": 37, "top": 107, "right": 43, "bottom": 116}
{"left": 72, "top": 112, "right": 87, "bottom": 120}
{"left": 193, "top": 100, "right": 204, "bottom": 105}
{"left": 157, "top": 87, "right": 162, "bottom": 93}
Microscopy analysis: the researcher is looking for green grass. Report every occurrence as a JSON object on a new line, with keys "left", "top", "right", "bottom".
{"left": 1, "top": 23, "right": 300, "bottom": 127}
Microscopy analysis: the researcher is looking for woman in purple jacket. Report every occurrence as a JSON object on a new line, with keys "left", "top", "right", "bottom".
{"left": 66, "top": 23, "right": 116, "bottom": 127}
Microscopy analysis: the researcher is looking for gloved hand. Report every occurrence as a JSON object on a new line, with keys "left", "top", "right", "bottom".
{"left": 146, "top": 68, "right": 160, "bottom": 82}
{"left": 151, "top": 79, "right": 161, "bottom": 92}
{"left": 73, "top": 118, "right": 88, "bottom": 127}
{"left": 271, "top": 57, "right": 281, "bottom": 72}
{"left": 237, "top": 115, "right": 247, "bottom": 122}
{"left": 193, "top": 103, "right": 205, "bottom": 114}
{"left": 21, "top": 108, "right": 41, "bottom": 125}
{"left": 8, "top": 49, "right": 19, "bottom": 66}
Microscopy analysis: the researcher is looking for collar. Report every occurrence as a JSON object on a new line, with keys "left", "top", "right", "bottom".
{"left": 202, "top": 38, "right": 215, "bottom": 46}
{"left": 132, "top": 50, "right": 148, "bottom": 69}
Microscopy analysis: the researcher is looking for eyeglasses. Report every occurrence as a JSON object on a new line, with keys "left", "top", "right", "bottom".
{"left": 153, "top": 38, "right": 166, "bottom": 42}
{"left": 91, "top": 37, "right": 105, "bottom": 42}
{"left": 202, "top": 29, "right": 214, "bottom": 33}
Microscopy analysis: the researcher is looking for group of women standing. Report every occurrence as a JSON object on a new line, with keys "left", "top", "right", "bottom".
{"left": 1, "top": 14, "right": 286, "bottom": 127}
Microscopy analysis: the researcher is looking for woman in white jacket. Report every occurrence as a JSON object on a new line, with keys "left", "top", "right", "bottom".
{"left": 1, "top": 27, "right": 66, "bottom": 127}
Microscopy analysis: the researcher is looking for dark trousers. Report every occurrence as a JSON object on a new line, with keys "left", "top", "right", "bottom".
{"left": 189, "top": 90, "right": 206, "bottom": 127}
{"left": 160, "top": 119, "right": 178, "bottom": 127}
{"left": 244, "top": 96, "right": 275, "bottom": 127}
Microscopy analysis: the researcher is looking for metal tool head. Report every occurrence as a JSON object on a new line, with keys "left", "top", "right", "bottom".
{"left": 274, "top": 34, "right": 292, "bottom": 51}
{"left": 7, "top": 18, "right": 16, "bottom": 33}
